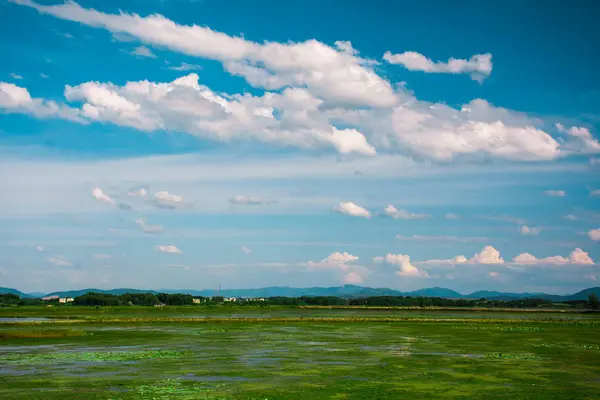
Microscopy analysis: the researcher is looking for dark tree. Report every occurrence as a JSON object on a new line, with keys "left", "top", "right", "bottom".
{"left": 588, "top": 293, "right": 599, "bottom": 310}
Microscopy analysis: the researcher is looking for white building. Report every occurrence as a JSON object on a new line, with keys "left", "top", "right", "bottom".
{"left": 58, "top": 297, "right": 74, "bottom": 303}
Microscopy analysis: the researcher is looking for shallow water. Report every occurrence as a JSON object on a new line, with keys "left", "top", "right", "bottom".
{"left": 0, "top": 317, "right": 51, "bottom": 322}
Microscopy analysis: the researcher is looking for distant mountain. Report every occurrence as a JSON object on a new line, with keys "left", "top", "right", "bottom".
{"left": 466, "top": 291, "right": 549, "bottom": 301}
{"left": 0, "top": 287, "right": 32, "bottom": 298}
{"left": 26, "top": 292, "right": 46, "bottom": 298}
{"left": 44, "top": 288, "right": 159, "bottom": 298}
{"left": 2, "top": 285, "right": 599, "bottom": 302}
{"left": 406, "top": 287, "right": 463, "bottom": 299}
{"left": 560, "top": 287, "right": 600, "bottom": 301}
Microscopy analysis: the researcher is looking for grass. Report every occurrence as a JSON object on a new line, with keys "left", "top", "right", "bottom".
{"left": 1, "top": 307, "right": 600, "bottom": 399}
{"left": 0, "top": 328, "right": 85, "bottom": 339}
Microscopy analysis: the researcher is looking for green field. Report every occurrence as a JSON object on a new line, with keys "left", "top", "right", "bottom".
{"left": 1, "top": 307, "right": 600, "bottom": 399}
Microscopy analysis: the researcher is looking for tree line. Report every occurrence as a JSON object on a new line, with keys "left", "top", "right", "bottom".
{"left": 1, "top": 292, "right": 598, "bottom": 309}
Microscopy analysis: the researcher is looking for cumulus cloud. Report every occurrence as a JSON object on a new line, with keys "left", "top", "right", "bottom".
{"left": 519, "top": 225, "right": 542, "bottom": 236}
{"left": 61, "top": 74, "right": 376, "bottom": 155}
{"left": 383, "top": 51, "right": 492, "bottom": 81}
{"left": 152, "top": 191, "right": 191, "bottom": 209}
{"left": 8, "top": 1, "right": 600, "bottom": 163}
{"left": 240, "top": 246, "right": 251, "bottom": 254}
{"left": 91, "top": 187, "right": 116, "bottom": 205}
{"left": 0, "top": 82, "right": 83, "bottom": 122}
{"left": 383, "top": 205, "right": 431, "bottom": 220}
{"left": 15, "top": 0, "right": 396, "bottom": 108}
{"left": 512, "top": 248, "right": 594, "bottom": 265}
{"left": 230, "top": 195, "right": 277, "bottom": 205}
{"left": 156, "top": 245, "right": 182, "bottom": 254}
{"left": 543, "top": 190, "right": 565, "bottom": 197}
{"left": 419, "top": 246, "right": 504, "bottom": 265}
{"left": 129, "top": 45, "right": 157, "bottom": 58}
{"left": 47, "top": 255, "right": 73, "bottom": 267}
{"left": 307, "top": 252, "right": 368, "bottom": 283}
{"left": 556, "top": 123, "right": 600, "bottom": 154}
{"left": 333, "top": 202, "right": 371, "bottom": 218}
{"left": 136, "top": 218, "right": 164, "bottom": 234}
{"left": 589, "top": 228, "right": 600, "bottom": 241}
{"left": 373, "top": 253, "right": 429, "bottom": 277}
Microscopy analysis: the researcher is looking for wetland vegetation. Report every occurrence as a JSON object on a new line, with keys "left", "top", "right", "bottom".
{"left": 1, "top": 306, "right": 599, "bottom": 399}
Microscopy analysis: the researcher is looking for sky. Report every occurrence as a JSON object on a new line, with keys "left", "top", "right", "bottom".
{"left": 0, "top": 0, "right": 599, "bottom": 294}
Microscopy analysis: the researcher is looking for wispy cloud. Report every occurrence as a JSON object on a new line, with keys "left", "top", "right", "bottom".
{"left": 230, "top": 196, "right": 277, "bottom": 205}
{"left": 168, "top": 62, "right": 202, "bottom": 71}
{"left": 156, "top": 245, "right": 182, "bottom": 254}
{"left": 383, "top": 51, "right": 492, "bottom": 81}
{"left": 383, "top": 205, "right": 431, "bottom": 220}
{"left": 543, "top": 190, "right": 565, "bottom": 197}
{"left": 128, "top": 45, "right": 157, "bottom": 58}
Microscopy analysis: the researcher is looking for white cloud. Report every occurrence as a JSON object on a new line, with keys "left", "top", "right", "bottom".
{"left": 15, "top": 0, "right": 396, "bottom": 108}
{"left": 152, "top": 191, "right": 191, "bottom": 209}
{"left": 488, "top": 271, "right": 501, "bottom": 278}
{"left": 445, "top": 213, "right": 460, "bottom": 220}
{"left": 168, "top": 62, "right": 203, "bottom": 71}
{"left": 8, "top": 1, "right": 599, "bottom": 163}
{"left": 419, "top": 246, "right": 504, "bottom": 265}
{"left": 556, "top": 123, "right": 600, "bottom": 154}
{"left": 46, "top": 255, "right": 72, "bottom": 267}
{"left": 129, "top": 45, "right": 157, "bottom": 58}
{"left": 384, "top": 205, "right": 431, "bottom": 220}
{"left": 91, "top": 187, "right": 116, "bottom": 205}
{"left": 136, "top": 218, "right": 164, "bottom": 234}
{"left": 9, "top": 73, "right": 23, "bottom": 80}
{"left": 519, "top": 225, "right": 542, "bottom": 236}
{"left": 128, "top": 188, "right": 148, "bottom": 199}
{"left": 590, "top": 189, "right": 600, "bottom": 197}
{"left": 383, "top": 51, "right": 492, "bottom": 81}
{"left": 512, "top": 248, "right": 594, "bottom": 265}
{"left": 230, "top": 195, "right": 277, "bottom": 205}
{"left": 35, "top": 245, "right": 44, "bottom": 252}
{"left": 333, "top": 202, "right": 370, "bottom": 218}
{"left": 61, "top": 74, "right": 376, "bottom": 155}
{"left": 543, "top": 190, "right": 565, "bottom": 197}
{"left": 589, "top": 228, "right": 600, "bottom": 241}
{"left": 344, "top": 97, "right": 562, "bottom": 162}
{"left": 396, "top": 235, "right": 487, "bottom": 243}
{"left": 469, "top": 246, "right": 505, "bottom": 264}
{"left": 93, "top": 254, "right": 111, "bottom": 259}
{"left": 564, "top": 214, "right": 579, "bottom": 221}
{"left": 156, "top": 245, "right": 182, "bottom": 254}
{"left": 307, "top": 251, "right": 368, "bottom": 283}
{"left": 0, "top": 82, "right": 84, "bottom": 122}
{"left": 323, "top": 252, "right": 359, "bottom": 263}
{"left": 373, "top": 253, "right": 429, "bottom": 277}
{"left": 40, "top": 73, "right": 49, "bottom": 79}
{"left": 240, "top": 246, "right": 251, "bottom": 254}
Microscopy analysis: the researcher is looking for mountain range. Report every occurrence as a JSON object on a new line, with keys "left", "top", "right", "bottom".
{"left": 1, "top": 285, "right": 599, "bottom": 302}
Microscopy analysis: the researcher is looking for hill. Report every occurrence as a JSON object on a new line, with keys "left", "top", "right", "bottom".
{"left": 2, "top": 285, "right": 599, "bottom": 301}
{"left": 0, "top": 287, "right": 32, "bottom": 298}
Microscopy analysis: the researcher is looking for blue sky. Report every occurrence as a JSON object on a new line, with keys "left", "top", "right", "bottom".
{"left": 0, "top": 0, "right": 599, "bottom": 294}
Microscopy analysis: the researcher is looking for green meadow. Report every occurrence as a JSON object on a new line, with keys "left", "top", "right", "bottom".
{"left": 1, "top": 307, "right": 599, "bottom": 399}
